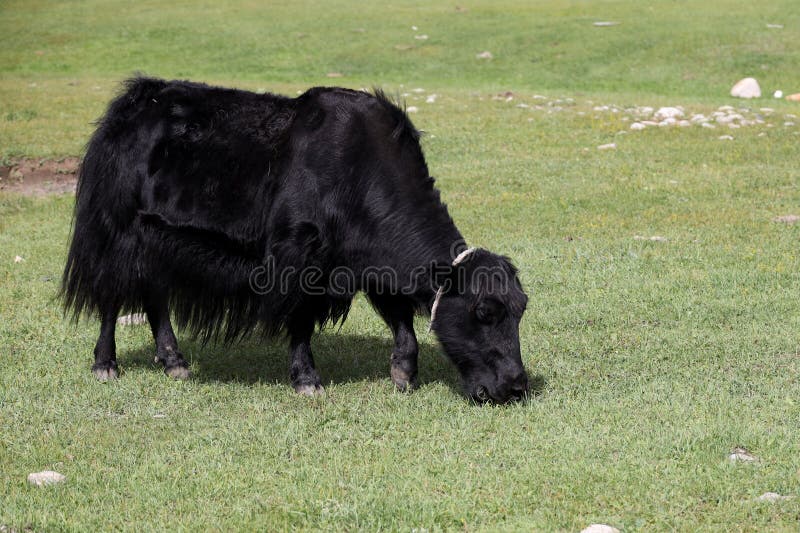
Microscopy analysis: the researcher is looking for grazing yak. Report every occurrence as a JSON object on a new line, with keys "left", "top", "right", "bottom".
{"left": 62, "top": 77, "right": 530, "bottom": 403}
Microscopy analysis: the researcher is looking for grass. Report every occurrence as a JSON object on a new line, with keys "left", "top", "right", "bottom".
{"left": 2, "top": 0, "right": 800, "bottom": 530}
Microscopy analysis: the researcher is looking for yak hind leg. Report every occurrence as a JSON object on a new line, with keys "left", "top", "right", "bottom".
{"left": 287, "top": 313, "right": 324, "bottom": 396}
{"left": 92, "top": 304, "right": 121, "bottom": 381}
{"left": 145, "top": 293, "right": 190, "bottom": 380}
{"left": 368, "top": 294, "right": 419, "bottom": 392}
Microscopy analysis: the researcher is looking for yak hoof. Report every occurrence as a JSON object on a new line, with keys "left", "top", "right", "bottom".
{"left": 92, "top": 364, "right": 119, "bottom": 382}
{"left": 165, "top": 365, "right": 191, "bottom": 380}
{"left": 295, "top": 384, "right": 325, "bottom": 396}
{"left": 391, "top": 366, "right": 418, "bottom": 392}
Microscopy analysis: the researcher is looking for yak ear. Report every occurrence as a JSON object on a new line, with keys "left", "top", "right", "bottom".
{"left": 474, "top": 296, "right": 506, "bottom": 325}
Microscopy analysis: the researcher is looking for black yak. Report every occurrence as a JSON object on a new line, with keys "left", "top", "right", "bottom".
{"left": 62, "top": 77, "right": 529, "bottom": 403}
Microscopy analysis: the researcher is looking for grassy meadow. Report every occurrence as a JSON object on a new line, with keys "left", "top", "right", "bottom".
{"left": 1, "top": 0, "right": 800, "bottom": 530}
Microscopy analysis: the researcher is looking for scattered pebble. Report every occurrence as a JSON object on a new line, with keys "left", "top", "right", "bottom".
{"left": 756, "top": 492, "right": 793, "bottom": 502}
{"left": 701, "top": 122, "right": 716, "bottom": 129}
{"left": 731, "top": 77, "right": 761, "bottom": 99}
{"left": 476, "top": 51, "right": 493, "bottom": 59}
{"left": 425, "top": 94, "right": 438, "bottom": 104}
{"left": 766, "top": 23, "right": 784, "bottom": 29}
{"left": 14, "top": 255, "right": 24, "bottom": 263}
{"left": 597, "top": 143, "right": 616, "bottom": 150}
{"left": 634, "top": 235, "right": 667, "bottom": 242}
{"left": 326, "top": 72, "right": 343, "bottom": 78}
{"left": 655, "top": 106, "right": 684, "bottom": 119}
{"left": 406, "top": 106, "right": 419, "bottom": 113}
{"left": 630, "top": 122, "right": 646, "bottom": 130}
{"left": 28, "top": 471, "right": 66, "bottom": 487}
{"left": 592, "top": 21, "right": 620, "bottom": 27}
{"left": 580, "top": 525, "right": 619, "bottom": 533}
{"left": 773, "top": 214, "right": 800, "bottom": 224}
{"left": 414, "top": 34, "right": 428, "bottom": 40}
{"left": 729, "top": 447, "right": 758, "bottom": 462}
{"left": 117, "top": 313, "right": 147, "bottom": 326}
{"left": 718, "top": 135, "right": 734, "bottom": 140}
{"left": 773, "top": 90, "right": 783, "bottom": 99}
{"left": 152, "top": 413, "right": 167, "bottom": 419}
{"left": 412, "top": 88, "right": 425, "bottom": 93}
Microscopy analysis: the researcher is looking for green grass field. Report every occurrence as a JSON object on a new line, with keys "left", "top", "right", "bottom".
{"left": 2, "top": 1, "right": 800, "bottom": 530}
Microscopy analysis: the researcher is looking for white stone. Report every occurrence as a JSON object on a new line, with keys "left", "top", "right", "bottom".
{"left": 718, "top": 135, "right": 734, "bottom": 140}
{"left": 14, "top": 255, "right": 24, "bottom": 263}
{"left": 406, "top": 106, "right": 418, "bottom": 113}
{"left": 766, "top": 24, "right": 783, "bottom": 29}
{"left": 678, "top": 120, "right": 691, "bottom": 127}
{"left": 729, "top": 448, "right": 757, "bottom": 462}
{"left": 28, "top": 471, "right": 66, "bottom": 487}
{"left": 773, "top": 90, "right": 783, "bottom": 98}
{"left": 701, "top": 122, "right": 716, "bottom": 129}
{"left": 581, "top": 525, "right": 620, "bottom": 533}
{"left": 630, "top": 122, "right": 646, "bottom": 130}
{"left": 425, "top": 94, "right": 437, "bottom": 104}
{"left": 756, "top": 492, "right": 793, "bottom": 502}
{"left": 655, "top": 107, "right": 684, "bottom": 119}
{"left": 593, "top": 21, "right": 620, "bottom": 27}
{"left": 597, "top": 143, "right": 616, "bottom": 150}
{"left": 476, "top": 51, "right": 493, "bottom": 59}
{"left": 411, "top": 88, "right": 425, "bottom": 93}
{"left": 414, "top": 34, "right": 428, "bottom": 40}
{"left": 659, "top": 117, "right": 677, "bottom": 126}
{"left": 730, "top": 77, "right": 761, "bottom": 98}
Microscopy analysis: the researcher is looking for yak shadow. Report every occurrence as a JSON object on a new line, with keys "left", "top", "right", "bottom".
{"left": 120, "top": 332, "right": 464, "bottom": 394}
{"left": 120, "top": 331, "right": 548, "bottom": 402}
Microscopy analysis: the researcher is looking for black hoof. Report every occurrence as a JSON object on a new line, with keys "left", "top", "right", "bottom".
{"left": 391, "top": 365, "right": 418, "bottom": 392}
{"left": 294, "top": 383, "right": 325, "bottom": 396}
{"left": 92, "top": 361, "right": 119, "bottom": 382}
{"left": 164, "top": 364, "right": 191, "bottom": 380}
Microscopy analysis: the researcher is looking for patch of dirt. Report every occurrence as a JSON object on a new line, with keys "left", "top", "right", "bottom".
{"left": 0, "top": 157, "right": 79, "bottom": 196}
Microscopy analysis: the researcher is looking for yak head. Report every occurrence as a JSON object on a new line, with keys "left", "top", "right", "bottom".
{"left": 431, "top": 248, "right": 529, "bottom": 404}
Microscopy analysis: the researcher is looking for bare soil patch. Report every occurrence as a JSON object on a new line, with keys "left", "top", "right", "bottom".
{"left": 0, "top": 157, "right": 79, "bottom": 195}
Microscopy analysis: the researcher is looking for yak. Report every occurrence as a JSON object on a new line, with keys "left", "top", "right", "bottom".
{"left": 62, "top": 77, "right": 530, "bottom": 403}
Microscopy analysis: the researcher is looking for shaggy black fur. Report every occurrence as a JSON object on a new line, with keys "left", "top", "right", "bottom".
{"left": 62, "top": 77, "right": 529, "bottom": 402}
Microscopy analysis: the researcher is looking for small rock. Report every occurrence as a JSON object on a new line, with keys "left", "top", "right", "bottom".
{"left": 729, "top": 447, "right": 758, "bottom": 462}
{"left": 766, "top": 23, "right": 784, "bottom": 29}
{"left": 597, "top": 143, "right": 616, "bottom": 150}
{"left": 634, "top": 235, "right": 667, "bottom": 242}
{"left": 14, "top": 255, "right": 24, "bottom": 263}
{"left": 773, "top": 214, "right": 800, "bottom": 224}
{"left": 701, "top": 122, "right": 716, "bottom": 129}
{"left": 785, "top": 122, "right": 795, "bottom": 127}
{"left": 476, "top": 51, "right": 493, "bottom": 60}
{"left": 406, "top": 106, "right": 419, "bottom": 113}
{"left": 756, "top": 492, "right": 793, "bottom": 502}
{"left": 655, "top": 107, "right": 683, "bottom": 119}
{"left": 425, "top": 94, "right": 437, "bottom": 104}
{"left": 414, "top": 34, "right": 428, "bottom": 40}
{"left": 593, "top": 21, "right": 620, "bottom": 27}
{"left": 773, "top": 90, "right": 783, "bottom": 99}
{"left": 412, "top": 88, "right": 425, "bottom": 93}
{"left": 677, "top": 120, "right": 691, "bottom": 127}
{"left": 730, "top": 77, "right": 761, "bottom": 99}
{"left": 630, "top": 122, "right": 646, "bottom": 130}
{"left": 117, "top": 313, "right": 147, "bottom": 326}
{"left": 28, "top": 471, "right": 66, "bottom": 486}
{"left": 580, "top": 525, "right": 620, "bottom": 533}
{"left": 326, "top": 72, "right": 343, "bottom": 78}
{"left": 718, "top": 135, "right": 734, "bottom": 140}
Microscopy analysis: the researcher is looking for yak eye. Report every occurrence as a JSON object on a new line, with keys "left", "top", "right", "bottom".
{"left": 474, "top": 297, "right": 506, "bottom": 325}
